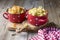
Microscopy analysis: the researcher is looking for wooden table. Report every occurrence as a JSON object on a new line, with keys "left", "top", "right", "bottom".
{"left": 0, "top": 0, "right": 60, "bottom": 40}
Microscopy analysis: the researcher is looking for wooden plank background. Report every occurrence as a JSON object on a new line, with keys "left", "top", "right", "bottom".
{"left": 0, "top": 0, "right": 60, "bottom": 40}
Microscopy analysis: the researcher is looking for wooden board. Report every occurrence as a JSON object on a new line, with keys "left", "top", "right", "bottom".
{"left": 0, "top": 0, "right": 60, "bottom": 40}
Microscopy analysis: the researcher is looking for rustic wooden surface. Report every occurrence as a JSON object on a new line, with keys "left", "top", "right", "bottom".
{"left": 0, "top": 0, "right": 60, "bottom": 40}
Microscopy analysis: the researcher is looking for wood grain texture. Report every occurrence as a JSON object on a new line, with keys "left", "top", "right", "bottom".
{"left": 0, "top": 0, "right": 60, "bottom": 40}
{"left": 44, "top": 0, "right": 59, "bottom": 24}
{"left": 23, "top": 0, "right": 34, "bottom": 9}
{"left": 53, "top": 0, "right": 60, "bottom": 26}
{"left": 0, "top": 0, "right": 15, "bottom": 40}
